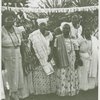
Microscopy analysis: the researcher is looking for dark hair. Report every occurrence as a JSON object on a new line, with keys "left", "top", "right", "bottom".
{"left": 2, "top": 10, "right": 16, "bottom": 25}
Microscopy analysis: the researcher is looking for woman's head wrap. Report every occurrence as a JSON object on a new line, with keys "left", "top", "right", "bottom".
{"left": 37, "top": 18, "right": 49, "bottom": 26}
{"left": 60, "top": 22, "right": 68, "bottom": 31}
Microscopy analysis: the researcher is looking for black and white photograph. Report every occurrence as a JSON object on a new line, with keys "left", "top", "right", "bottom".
{"left": 0, "top": 0, "right": 99, "bottom": 100}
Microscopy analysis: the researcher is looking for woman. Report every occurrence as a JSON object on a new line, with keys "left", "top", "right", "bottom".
{"left": 19, "top": 20, "right": 36, "bottom": 98}
{"left": 2, "top": 10, "right": 24, "bottom": 100}
{"left": 79, "top": 28, "right": 98, "bottom": 90}
{"left": 28, "top": 18, "right": 56, "bottom": 95}
{"left": 60, "top": 15, "right": 82, "bottom": 40}
{"left": 69, "top": 14, "right": 82, "bottom": 39}
{"left": 54, "top": 24, "right": 79, "bottom": 96}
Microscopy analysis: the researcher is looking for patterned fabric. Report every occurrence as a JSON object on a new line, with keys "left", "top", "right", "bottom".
{"left": 20, "top": 36, "right": 36, "bottom": 98}
{"left": 29, "top": 29, "right": 56, "bottom": 95}
{"left": 29, "top": 30, "right": 54, "bottom": 69}
{"left": 32, "top": 66, "right": 56, "bottom": 95}
{"left": 56, "top": 38, "right": 79, "bottom": 96}
{"left": 20, "top": 39, "right": 40, "bottom": 75}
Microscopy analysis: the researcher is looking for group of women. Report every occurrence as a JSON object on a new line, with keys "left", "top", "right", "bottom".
{"left": 1, "top": 10, "right": 98, "bottom": 100}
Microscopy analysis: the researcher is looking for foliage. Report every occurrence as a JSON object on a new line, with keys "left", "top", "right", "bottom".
{"left": 39, "top": 0, "right": 98, "bottom": 8}
{"left": 39, "top": 0, "right": 73, "bottom": 8}
{"left": 2, "top": 0, "right": 29, "bottom": 7}
{"left": 46, "top": 9, "right": 98, "bottom": 32}
{"left": 71, "top": 0, "right": 98, "bottom": 7}
{"left": 39, "top": 0, "right": 98, "bottom": 32}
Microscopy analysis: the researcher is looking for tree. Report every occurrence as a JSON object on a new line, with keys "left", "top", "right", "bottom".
{"left": 2, "top": 0, "right": 29, "bottom": 7}
{"left": 71, "top": 0, "right": 98, "bottom": 7}
{"left": 39, "top": 0, "right": 98, "bottom": 32}
{"left": 39, "top": 0, "right": 98, "bottom": 8}
{"left": 39, "top": 0, "right": 73, "bottom": 8}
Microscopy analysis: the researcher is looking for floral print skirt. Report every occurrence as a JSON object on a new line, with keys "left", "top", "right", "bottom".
{"left": 32, "top": 66, "right": 56, "bottom": 95}
{"left": 56, "top": 67, "right": 79, "bottom": 96}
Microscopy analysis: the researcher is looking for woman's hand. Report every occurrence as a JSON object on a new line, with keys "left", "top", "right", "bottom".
{"left": 74, "top": 50, "right": 83, "bottom": 69}
{"left": 47, "top": 53, "right": 53, "bottom": 62}
{"left": 74, "top": 59, "right": 78, "bottom": 69}
{"left": 24, "top": 64, "right": 31, "bottom": 75}
{"left": 75, "top": 57, "right": 83, "bottom": 69}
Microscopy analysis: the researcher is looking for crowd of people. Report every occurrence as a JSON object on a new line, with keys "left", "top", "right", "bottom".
{"left": 1, "top": 9, "right": 98, "bottom": 100}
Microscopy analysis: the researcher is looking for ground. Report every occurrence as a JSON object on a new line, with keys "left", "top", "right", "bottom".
{"left": 25, "top": 87, "right": 98, "bottom": 100}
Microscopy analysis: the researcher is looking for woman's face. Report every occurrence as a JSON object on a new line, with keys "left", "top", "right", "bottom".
{"left": 72, "top": 16, "right": 80, "bottom": 26}
{"left": 39, "top": 23, "right": 47, "bottom": 32}
{"left": 4, "top": 16, "right": 15, "bottom": 28}
{"left": 62, "top": 24, "right": 70, "bottom": 37}
{"left": 25, "top": 22, "right": 34, "bottom": 34}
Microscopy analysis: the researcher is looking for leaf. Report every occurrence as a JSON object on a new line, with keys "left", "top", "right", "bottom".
{"left": 45, "top": 0, "right": 53, "bottom": 8}
{"left": 38, "top": 4, "right": 44, "bottom": 8}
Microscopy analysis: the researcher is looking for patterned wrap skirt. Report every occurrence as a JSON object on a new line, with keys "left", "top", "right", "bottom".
{"left": 32, "top": 66, "right": 56, "bottom": 95}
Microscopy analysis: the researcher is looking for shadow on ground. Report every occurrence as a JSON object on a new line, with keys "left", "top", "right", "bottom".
{"left": 25, "top": 87, "right": 98, "bottom": 100}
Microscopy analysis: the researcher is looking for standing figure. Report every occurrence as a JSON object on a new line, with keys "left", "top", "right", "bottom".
{"left": 79, "top": 28, "right": 98, "bottom": 90}
{"left": 2, "top": 10, "right": 24, "bottom": 100}
{"left": 54, "top": 24, "right": 79, "bottom": 96}
{"left": 28, "top": 18, "right": 56, "bottom": 95}
{"left": 19, "top": 20, "right": 36, "bottom": 99}
{"left": 68, "top": 14, "right": 83, "bottom": 40}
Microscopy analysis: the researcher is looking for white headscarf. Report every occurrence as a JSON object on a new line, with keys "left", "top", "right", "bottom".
{"left": 37, "top": 18, "right": 49, "bottom": 26}
{"left": 60, "top": 22, "right": 68, "bottom": 31}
